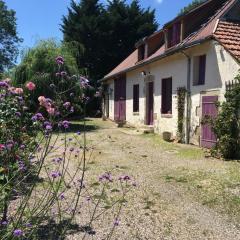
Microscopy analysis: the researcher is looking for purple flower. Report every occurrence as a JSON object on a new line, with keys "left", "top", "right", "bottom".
{"left": 16, "top": 96, "right": 23, "bottom": 102}
{"left": 53, "top": 157, "right": 63, "bottom": 164}
{"left": 114, "top": 219, "right": 120, "bottom": 226}
{"left": 62, "top": 120, "right": 70, "bottom": 129}
{"left": 69, "top": 147, "right": 74, "bottom": 152}
{"left": 61, "top": 71, "right": 67, "bottom": 76}
{"left": 70, "top": 92, "right": 74, "bottom": 97}
{"left": 99, "top": 172, "right": 113, "bottom": 182}
{"left": 25, "top": 223, "right": 32, "bottom": 228}
{"left": 18, "top": 161, "right": 26, "bottom": 171}
{"left": 76, "top": 131, "right": 81, "bottom": 135}
{"left": 56, "top": 56, "right": 64, "bottom": 65}
{"left": 36, "top": 113, "right": 44, "bottom": 120}
{"left": 6, "top": 140, "right": 14, "bottom": 150}
{"left": 63, "top": 102, "right": 71, "bottom": 109}
{"left": 13, "top": 229, "right": 23, "bottom": 237}
{"left": 31, "top": 115, "right": 37, "bottom": 122}
{"left": 20, "top": 144, "right": 25, "bottom": 150}
{"left": 56, "top": 72, "right": 61, "bottom": 77}
{"left": 70, "top": 106, "right": 74, "bottom": 113}
{"left": 119, "top": 175, "right": 131, "bottom": 182}
{"left": 59, "top": 193, "right": 65, "bottom": 200}
{"left": 32, "top": 113, "right": 44, "bottom": 122}
{"left": 45, "top": 124, "right": 52, "bottom": 131}
{"left": 15, "top": 112, "right": 21, "bottom": 117}
{"left": 1, "top": 221, "right": 8, "bottom": 226}
{"left": 0, "top": 81, "right": 9, "bottom": 88}
{"left": 51, "top": 171, "right": 61, "bottom": 179}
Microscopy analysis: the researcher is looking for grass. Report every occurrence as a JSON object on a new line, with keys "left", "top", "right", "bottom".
{"left": 162, "top": 163, "right": 240, "bottom": 221}
{"left": 142, "top": 133, "right": 204, "bottom": 159}
{"left": 140, "top": 131, "right": 240, "bottom": 221}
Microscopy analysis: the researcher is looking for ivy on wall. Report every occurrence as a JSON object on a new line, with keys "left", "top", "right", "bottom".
{"left": 177, "top": 87, "right": 187, "bottom": 143}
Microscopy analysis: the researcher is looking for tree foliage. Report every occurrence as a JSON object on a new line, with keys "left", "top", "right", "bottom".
{"left": 0, "top": 0, "right": 22, "bottom": 73}
{"left": 61, "top": 0, "right": 158, "bottom": 83}
{"left": 13, "top": 39, "right": 85, "bottom": 113}
{"left": 179, "top": 0, "right": 207, "bottom": 15}
{"left": 13, "top": 39, "right": 81, "bottom": 85}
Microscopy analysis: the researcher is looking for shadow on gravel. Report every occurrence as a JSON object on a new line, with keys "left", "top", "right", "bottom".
{"left": 67, "top": 122, "right": 99, "bottom": 133}
{"left": 33, "top": 219, "right": 96, "bottom": 240}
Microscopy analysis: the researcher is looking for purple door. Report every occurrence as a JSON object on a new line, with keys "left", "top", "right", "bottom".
{"left": 146, "top": 82, "right": 154, "bottom": 125}
{"left": 201, "top": 96, "right": 218, "bottom": 148}
{"left": 114, "top": 77, "right": 126, "bottom": 121}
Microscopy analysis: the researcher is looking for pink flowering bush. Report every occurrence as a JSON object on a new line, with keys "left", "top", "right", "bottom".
{"left": 0, "top": 57, "right": 133, "bottom": 239}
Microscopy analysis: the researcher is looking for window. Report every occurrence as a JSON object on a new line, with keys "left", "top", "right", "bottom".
{"left": 167, "top": 22, "right": 181, "bottom": 48}
{"left": 138, "top": 44, "right": 145, "bottom": 61}
{"left": 133, "top": 84, "right": 139, "bottom": 112}
{"left": 193, "top": 55, "right": 206, "bottom": 85}
{"left": 162, "top": 78, "right": 172, "bottom": 114}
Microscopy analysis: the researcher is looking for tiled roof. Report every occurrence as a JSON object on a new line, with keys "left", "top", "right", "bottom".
{"left": 103, "top": 0, "right": 238, "bottom": 81}
{"left": 214, "top": 20, "right": 240, "bottom": 60}
{"left": 105, "top": 45, "right": 166, "bottom": 78}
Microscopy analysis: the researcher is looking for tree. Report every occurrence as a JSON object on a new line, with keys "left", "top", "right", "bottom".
{"left": 179, "top": 0, "right": 207, "bottom": 15}
{"left": 62, "top": 0, "right": 106, "bottom": 85}
{"left": 13, "top": 39, "right": 84, "bottom": 113}
{"left": 61, "top": 0, "right": 158, "bottom": 83}
{"left": 0, "top": 0, "right": 22, "bottom": 74}
{"left": 105, "top": 0, "right": 157, "bottom": 77}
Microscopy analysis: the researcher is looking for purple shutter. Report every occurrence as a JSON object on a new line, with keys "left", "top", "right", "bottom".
{"left": 114, "top": 77, "right": 126, "bottom": 121}
{"left": 173, "top": 22, "right": 181, "bottom": 45}
{"left": 133, "top": 84, "right": 139, "bottom": 112}
{"left": 198, "top": 55, "right": 206, "bottom": 85}
{"left": 162, "top": 78, "right": 172, "bottom": 114}
{"left": 201, "top": 96, "right": 218, "bottom": 148}
{"left": 147, "top": 82, "right": 154, "bottom": 125}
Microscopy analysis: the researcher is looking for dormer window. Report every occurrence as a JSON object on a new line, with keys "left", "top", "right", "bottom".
{"left": 138, "top": 44, "right": 146, "bottom": 61}
{"left": 167, "top": 22, "right": 181, "bottom": 48}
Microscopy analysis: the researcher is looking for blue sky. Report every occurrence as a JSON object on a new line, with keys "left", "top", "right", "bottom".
{"left": 5, "top": 0, "right": 193, "bottom": 52}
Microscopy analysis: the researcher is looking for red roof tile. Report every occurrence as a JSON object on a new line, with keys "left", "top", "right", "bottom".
{"left": 214, "top": 20, "right": 240, "bottom": 60}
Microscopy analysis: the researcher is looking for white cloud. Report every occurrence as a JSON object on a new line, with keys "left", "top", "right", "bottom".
{"left": 156, "top": 0, "right": 164, "bottom": 4}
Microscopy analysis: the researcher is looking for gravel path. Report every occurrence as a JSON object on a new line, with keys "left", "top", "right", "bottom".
{"left": 67, "top": 119, "right": 240, "bottom": 240}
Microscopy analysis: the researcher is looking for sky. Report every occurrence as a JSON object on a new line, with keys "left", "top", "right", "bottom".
{"left": 4, "top": 0, "right": 194, "bottom": 55}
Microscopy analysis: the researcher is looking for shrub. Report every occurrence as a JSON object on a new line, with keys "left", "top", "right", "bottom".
{"left": 212, "top": 73, "right": 240, "bottom": 159}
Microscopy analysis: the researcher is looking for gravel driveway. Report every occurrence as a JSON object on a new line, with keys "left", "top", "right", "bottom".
{"left": 67, "top": 118, "right": 240, "bottom": 240}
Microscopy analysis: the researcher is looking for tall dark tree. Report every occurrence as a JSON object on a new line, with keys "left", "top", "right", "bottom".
{"left": 179, "top": 0, "right": 207, "bottom": 15}
{"left": 0, "top": 0, "right": 21, "bottom": 73}
{"left": 62, "top": 0, "right": 107, "bottom": 84}
{"left": 105, "top": 0, "right": 157, "bottom": 76}
{"left": 61, "top": 0, "right": 158, "bottom": 83}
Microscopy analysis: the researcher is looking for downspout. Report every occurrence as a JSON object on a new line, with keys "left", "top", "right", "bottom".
{"left": 181, "top": 51, "right": 191, "bottom": 144}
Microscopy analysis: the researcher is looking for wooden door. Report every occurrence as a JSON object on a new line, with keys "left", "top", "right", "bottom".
{"left": 114, "top": 77, "right": 126, "bottom": 121}
{"left": 146, "top": 82, "right": 154, "bottom": 125}
{"left": 201, "top": 96, "right": 218, "bottom": 148}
